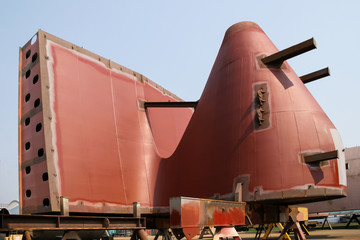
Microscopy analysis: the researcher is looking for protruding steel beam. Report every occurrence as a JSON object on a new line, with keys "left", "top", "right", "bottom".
{"left": 304, "top": 150, "right": 338, "bottom": 164}
{"left": 144, "top": 101, "right": 198, "bottom": 109}
{"left": 262, "top": 38, "right": 317, "bottom": 67}
{"left": 300, "top": 67, "right": 330, "bottom": 84}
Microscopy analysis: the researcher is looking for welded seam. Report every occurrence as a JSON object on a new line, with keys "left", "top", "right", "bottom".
{"left": 109, "top": 71, "right": 128, "bottom": 203}
{"left": 312, "top": 114, "right": 322, "bottom": 152}
{"left": 293, "top": 111, "right": 305, "bottom": 182}
{"left": 135, "top": 81, "right": 152, "bottom": 206}
{"left": 46, "top": 40, "right": 62, "bottom": 197}
{"left": 274, "top": 113, "right": 284, "bottom": 190}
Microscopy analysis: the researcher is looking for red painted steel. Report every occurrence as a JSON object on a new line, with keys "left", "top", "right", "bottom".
{"left": 154, "top": 22, "right": 346, "bottom": 206}
{"left": 19, "top": 22, "right": 346, "bottom": 215}
{"left": 169, "top": 197, "right": 245, "bottom": 240}
{"left": 301, "top": 146, "right": 360, "bottom": 213}
{"left": 18, "top": 31, "right": 193, "bottom": 214}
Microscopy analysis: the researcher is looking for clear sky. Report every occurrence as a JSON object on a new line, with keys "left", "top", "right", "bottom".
{"left": 0, "top": 1, "right": 359, "bottom": 204}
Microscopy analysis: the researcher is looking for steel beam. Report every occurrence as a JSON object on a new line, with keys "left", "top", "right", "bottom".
{"left": 144, "top": 101, "right": 198, "bottom": 109}
{"left": 262, "top": 38, "right": 317, "bottom": 66}
{"left": 0, "top": 214, "right": 145, "bottom": 231}
{"left": 304, "top": 150, "right": 338, "bottom": 164}
{"left": 300, "top": 67, "right": 330, "bottom": 84}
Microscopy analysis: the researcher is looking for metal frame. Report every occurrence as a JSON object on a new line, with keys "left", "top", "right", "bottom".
{"left": 0, "top": 214, "right": 145, "bottom": 231}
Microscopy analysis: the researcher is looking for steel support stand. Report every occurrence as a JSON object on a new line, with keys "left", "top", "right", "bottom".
{"left": 279, "top": 221, "right": 306, "bottom": 240}
{"left": 300, "top": 222, "right": 310, "bottom": 235}
{"left": 261, "top": 223, "right": 291, "bottom": 240}
{"left": 321, "top": 216, "right": 332, "bottom": 229}
{"left": 199, "top": 226, "right": 214, "bottom": 239}
{"left": 254, "top": 224, "right": 265, "bottom": 240}
{"left": 346, "top": 214, "right": 360, "bottom": 228}
{"left": 154, "top": 229, "right": 172, "bottom": 240}
{"left": 262, "top": 224, "right": 274, "bottom": 240}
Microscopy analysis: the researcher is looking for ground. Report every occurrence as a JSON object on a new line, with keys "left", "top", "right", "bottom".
{"left": 238, "top": 226, "right": 360, "bottom": 240}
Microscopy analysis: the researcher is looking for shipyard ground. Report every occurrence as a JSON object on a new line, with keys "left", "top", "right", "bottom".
{"left": 116, "top": 227, "right": 360, "bottom": 240}
{"left": 1, "top": 226, "right": 359, "bottom": 240}
{"left": 239, "top": 229, "right": 360, "bottom": 240}
{"left": 238, "top": 225, "right": 360, "bottom": 240}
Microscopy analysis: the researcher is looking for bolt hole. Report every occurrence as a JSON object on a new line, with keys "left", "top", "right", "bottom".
{"left": 38, "top": 148, "right": 44, "bottom": 157}
{"left": 32, "top": 52, "right": 38, "bottom": 62}
{"left": 25, "top": 142, "right": 31, "bottom": 150}
{"left": 36, "top": 123, "right": 42, "bottom": 132}
{"left": 25, "top": 166, "right": 31, "bottom": 174}
{"left": 25, "top": 70, "right": 31, "bottom": 79}
{"left": 43, "top": 198, "right": 50, "bottom": 207}
{"left": 34, "top": 98, "right": 40, "bottom": 108}
{"left": 26, "top": 189, "right": 31, "bottom": 198}
{"left": 42, "top": 172, "right": 48, "bottom": 181}
{"left": 25, "top": 50, "right": 31, "bottom": 59}
{"left": 33, "top": 74, "right": 39, "bottom": 84}
{"left": 25, "top": 93, "right": 31, "bottom": 102}
{"left": 25, "top": 118, "right": 30, "bottom": 126}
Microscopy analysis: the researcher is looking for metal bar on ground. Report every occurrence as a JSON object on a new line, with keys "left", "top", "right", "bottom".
{"left": 300, "top": 67, "right": 330, "bottom": 84}
{"left": 262, "top": 38, "right": 316, "bottom": 66}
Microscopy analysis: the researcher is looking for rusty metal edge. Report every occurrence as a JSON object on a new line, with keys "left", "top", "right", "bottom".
{"left": 18, "top": 46, "right": 23, "bottom": 214}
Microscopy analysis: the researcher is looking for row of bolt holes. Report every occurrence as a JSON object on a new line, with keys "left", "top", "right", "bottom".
{"left": 24, "top": 50, "right": 40, "bottom": 107}
{"left": 24, "top": 50, "right": 43, "bottom": 156}
{"left": 25, "top": 169, "right": 49, "bottom": 206}
{"left": 24, "top": 122, "right": 42, "bottom": 153}
{"left": 24, "top": 72, "right": 40, "bottom": 107}
{"left": 25, "top": 49, "right": 38, "bottom": 62}
{"left": 24, "top": 50, "right": 49, "bottom": 206}
{"left": 25, "top": 190, "right": 50, "bottom": 207}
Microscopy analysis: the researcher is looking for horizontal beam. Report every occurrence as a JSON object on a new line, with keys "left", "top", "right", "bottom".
{"left": 0, "top": 214, "right": 145, "bottom": 231}
{"left": 304, "top": 150, "right": 338, "bottom": 164}
{"left": 300, "top": 67, "right": 330, "bottom": 84}
{"left": 144, "top": 101, "right": 198, "bottom": 109}
{"left": 262, "top": 38, "right": 317, "bottom": 67}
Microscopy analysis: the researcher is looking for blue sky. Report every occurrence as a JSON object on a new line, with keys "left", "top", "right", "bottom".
{"left": 0, "top": 1, "right": 359, "bottom": 204}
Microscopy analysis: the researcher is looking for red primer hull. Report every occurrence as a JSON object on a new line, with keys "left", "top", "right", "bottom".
{"left": 18, "top": 22, "right": 346, "bottom": 214}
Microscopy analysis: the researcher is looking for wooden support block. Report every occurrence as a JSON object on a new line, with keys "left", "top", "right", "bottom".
{"left": 262, "top": 38, "right": 317, "bottom": 67}
{"left": 304, "top": 150, "right": 338, "bottom": 163}
{"left": 300, "top": 67, "right": 330, "bottom": 84}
